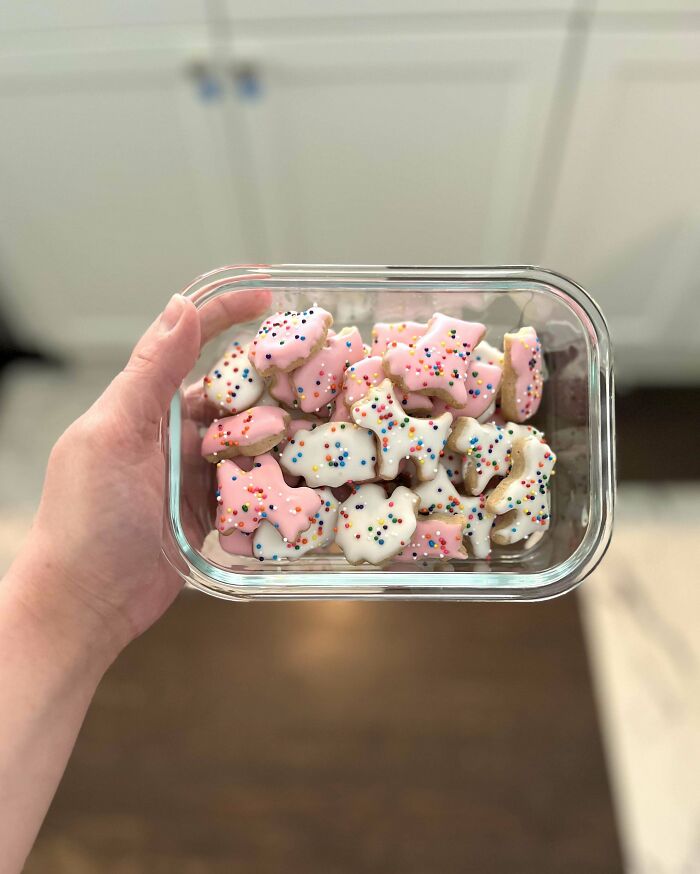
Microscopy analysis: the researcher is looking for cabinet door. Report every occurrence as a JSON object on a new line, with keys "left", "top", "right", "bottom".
{"left": 541, "top": 31, "right": 700, "bottom": 384}
{"left": 0, "top": 44, "right": 248, "bottom": 357}
{"left": 227, "top": 31, "right": 565, "bottom": 264}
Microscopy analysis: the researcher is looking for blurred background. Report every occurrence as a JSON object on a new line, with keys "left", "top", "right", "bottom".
{"left": 1, "top": 2, "right": 699, "bottom": 872}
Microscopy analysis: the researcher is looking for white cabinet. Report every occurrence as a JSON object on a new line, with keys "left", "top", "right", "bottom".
{"left": 227, "top": 31, "right": 566, "bottom": 264}
{"left": 541, "top": 30, "right": 700, "bottom": 384}
{"left": 0, "top": 43, "right": 249, "bottom": 357}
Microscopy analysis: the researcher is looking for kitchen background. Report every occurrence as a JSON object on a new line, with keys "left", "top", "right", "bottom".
{"left": 1, "top": 2, "right": 699, "bottom": 872}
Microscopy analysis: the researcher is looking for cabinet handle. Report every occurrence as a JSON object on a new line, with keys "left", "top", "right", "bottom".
{"left": 186, "top": 60, "right": 223, "bottom": 102}
{"left": 231, "top": 62, "right": 262, "bottom": 101}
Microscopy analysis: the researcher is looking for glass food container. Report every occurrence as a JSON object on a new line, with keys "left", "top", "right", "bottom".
{"left": 162, "top": 265, "right": 615, "bottom": 601}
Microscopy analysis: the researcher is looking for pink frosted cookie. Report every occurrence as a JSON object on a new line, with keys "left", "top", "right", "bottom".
{"left": 487, "top": 435, "right": 556, "bottom": 544}
{"left": 395, "top": 513, "right": 467, "bottom": 562}
{"left": 350, "top": 379, "right": 452, "bottom": 482}
{"left": 431, "top": 355, "right": 502, "bottom": 421}
{"left": 216, "top": 452, "right": 322, "bottom": 541}
{"left": 201, "top": 406, "right": 289, "bottom": 463}
{"left": 383, "top": 314, "right": 486, "bottom": 406}
{"left": 340, "top": 356, "right": 430, "bottom": 413}
{"left": 293, "top": 326, "right": 365, "bottom": 413}
{"left": 268, "top": 370, "right": 298, "bottom": 407}
{"left": 218, "top": 529, "right": 253, "bottom": 558}
{"left": 248, "top": 306, "right": 333, "bottom": 376}
{"left": 370, "top": 320, "right": 428, "bottom": 355}
{"left": 253, "top": 487, "right": 339, "bottom": 561}
{"left": 462, "top": 492, "right": 496, "bottom": 559}
{"left": 500, "top": 326, "right": 543, "bottom": 423}
{"left": 203, "top": 340, "right": 266, "bottom": 416}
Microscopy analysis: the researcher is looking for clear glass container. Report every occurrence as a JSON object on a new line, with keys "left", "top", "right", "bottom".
{"left": 162, "top": 265, "right": 615, "bottom": 601}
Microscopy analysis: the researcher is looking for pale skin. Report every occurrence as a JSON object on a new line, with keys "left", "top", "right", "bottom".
{"left": 0, "top": 289, "right": 270, "bottom": 874}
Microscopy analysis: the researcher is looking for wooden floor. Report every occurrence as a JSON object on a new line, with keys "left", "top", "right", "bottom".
{"left": 27, "top": 595, "right": 623, "bottom": 873}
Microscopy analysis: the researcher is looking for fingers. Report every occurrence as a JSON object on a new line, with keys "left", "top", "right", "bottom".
{"left": 196, "top": 288, "right": 272, "bottom": 344}
{"left": 100, "top": 294, "right": 201, "bottom": 440}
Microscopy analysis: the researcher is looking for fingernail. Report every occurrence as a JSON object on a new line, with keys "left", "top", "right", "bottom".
{"left": 159, "top": 294, "right": 185, "bottom": 333}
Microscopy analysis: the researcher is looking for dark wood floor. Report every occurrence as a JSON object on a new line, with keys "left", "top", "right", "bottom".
{"left": 26, "top": 596, "right": 623, "bottom": 873}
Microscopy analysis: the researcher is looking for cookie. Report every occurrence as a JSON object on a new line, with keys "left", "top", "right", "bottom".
{"left": 486, "top": 435, "right": 556, "bottom": 544}
{"left": 350, "top": 378, "right": 452, "bottom": 482}
{"left": 267, "top": 370, "right": 298, "bottom": 408}
{"left": 342, "top": 356, "right": 431, "bottom": 414}
{"left": 216, "top": 453, "right": 322, "bottom": 541}
{"left": 500, "top": 326, "right": 543, "bottom": 423}
{"left": 336, "top": 484, "right": 419, "bottom": 565}
{"left": 293, "top": 326, "right": 365, "bottom": 413}
{"left": 201, "top": 406, "right": 290, "bottom": 462}
{"left": 279, "top": 422, "right": 377, "bottom": 487}
{"left": 395, "top": 513, "right": 468, "bottom": 562}
{"left": 462, "top": 492, "right": 496, "bottom": 559}
{"left": 370, "top": 320, "right": 428, "bottom": 355}
{"left": 218, "top": 529, "right": 253, "bottom": 558}
{"left": 248, "top": 305, "right": 333, "bottom": 376}
{"left": 253, "top": 487, "right": 339, "bottom": 561}
{"left": 383, "top": 313, "right": 486, "bottom": 406}
{"left": 413, "top": 466, "right": 466, "bottom": 516}
{"left": 438, "top": 451, "right": 464, "bottom": 485}
{"left": 448, "top": 418, "right": 511, "bottom": 496}
{"left": 431, "top": 354, "right": 502, "bottom": 421}
{"left": 203, "top": 340, "right": 265, "bottom": 416}
{"left": 474, "top": 340, "right": 504, "bottom": 368}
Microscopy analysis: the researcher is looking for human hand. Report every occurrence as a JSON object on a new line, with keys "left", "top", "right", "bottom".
{"left": 7, "top": 289, "right": 269, "bottom": 670}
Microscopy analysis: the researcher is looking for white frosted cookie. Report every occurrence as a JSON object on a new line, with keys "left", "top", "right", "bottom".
{"left": 279, "top": 421, "right": 376, "bottom": 487}
{"left": 462, "top": 491, "right": 496, "bottom": 559}
{"left": 203, "top": 340, "right": 265, "bottom": 416}
{"left": 413, "top": 466, "right": 466, "bottom": 516}
{"left": 350, "top": 379, "right": 452, "bottom": 482}
{"left": 336, "top": 484, "right": 419, "bottom": 565}
{"left": 487, "top": 435, "right": 556, "bottom": 544}
{"left": 448, "top": 418, "right": 511, "bottom": 496}
{"left": 252, "top": 487, "right": 339, "bottom": 561}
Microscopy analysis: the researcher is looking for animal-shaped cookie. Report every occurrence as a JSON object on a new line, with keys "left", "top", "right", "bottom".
{"left": 341, "top": 356, "right": 431, "bottom": 413}
{"left": 218, "top": 529, "right": 253, "bottom": 558}
{"left": 279, "top": 422, "right": 376, "bottom": 487}
{"left": 395, "top": 513, "right": 467, "bottom": 562}
{"left": 203, "top": 340, "right": 265, "bottom": 416}
{"left": 201, "top": 406, "right": 289, "bottom": 462}
{"left": 350, "top": 379, "right": 452, "bottom": 482}
{"left": 487, "top": 435, "right": 556, "bottom": 544}
{"left": 413, "top": 466, "right": 465, "bottom": 516}
{"left": 253, "top": 488, "right": 339, "bottom": 561}
{"left": 383, "top": 314, "right": 486, "bottom": 406}
{"left": 500, "top": 326, "right": 543, "bottom": 423}
{"left": 293, "top": 326, "right": 365, "bottom": 413}
{"left": 248, "top": 305, "right": 333, "bottom": 376}
{"left": 474, "top": 340, "right": 504, "bottom": 368}
{"left": 216, "top": 453, "right": 321, "bottom": 541}
{"left": 431, "top": 355, "right": 502, "bottom": 421}
{"left": 462, "top": 492, "right": 496, "bottom": 559}
{"left": 370, "top": 320, "right": 428, "bottom": 355}
{"left": 336, "top": 484, "right": 419, "bottom": 565}
{"left": 448, "top": 418, "right": 511, "bottom": 496}
{"left": 267, "top": 370, "right": 298, "bottom": 407}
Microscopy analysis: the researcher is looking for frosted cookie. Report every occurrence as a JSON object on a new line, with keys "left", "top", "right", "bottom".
{"left": 462, "top": 492, "right": 496, "bottom": 559}
{"left": 203, "top": 340, "right": 265, "bottom": 416}
{"left": 487, "top": 435, "right": 556, "bottom": 544}
{"left": 500, "top": 326, "right": 543, "bottom": 423}
{"left": 395, "top": 513, "right": 467, "bottom": 562}
{"left": 438, "top": 451, "right": 464, "bottom": 486}
{"left": 279, "top": 421, "right": 376, "bottom": 487}
{"left": 340, "top": 356, "right": 430, "bottom": 414}
{"left": 218, "top": 529, "right": 253, "bottom": 558}
{"left": 351, "top": 379, "right": 452, "bottom": 482}
{"left": 431, "top": 355, "right": 502, "bottom": 422}
{"left": 383, "top": 314, "right": 486, "bottom": 406}
{"left": 248, "top": 306, "right": 333, "bottom": 376}
{"left": 474, "top": 340, "right": 504, "bottom": 368}
{"left": 336, "top": 484, "right": 419, "bottom": 565}
{"left": 216, "top": 453, "right": 321, "bottom": 542}
{"left": 413, "top": 466, "right": 465, "bottom": 516}
{"left": 329, "top": 399, "right": 352, "bottom": 422}
{"left": 253, "top": 487, "right": 339, "bottom": 561}
{"left": 201, "top": 406, "right": 289, "bottom": 462}
{"left": 293, "top": 326, "right": 365, "bottom": 413}
{"left": 370, "top": 320, "right": 428, "bottom": 355}
{"left": 448, "top": 418, "right": 511, "bottom": 496}
{"left": 268, "top": 370, "right": 298, "bottom": 408}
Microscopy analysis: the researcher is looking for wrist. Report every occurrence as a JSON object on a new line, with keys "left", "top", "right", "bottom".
{"left": 3, "top": 546, "right": 125, "bottom": 682}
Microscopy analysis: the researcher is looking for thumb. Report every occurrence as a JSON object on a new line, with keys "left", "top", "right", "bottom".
{"left": 100, "top": 294, "right": 201, "bottom": 439}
